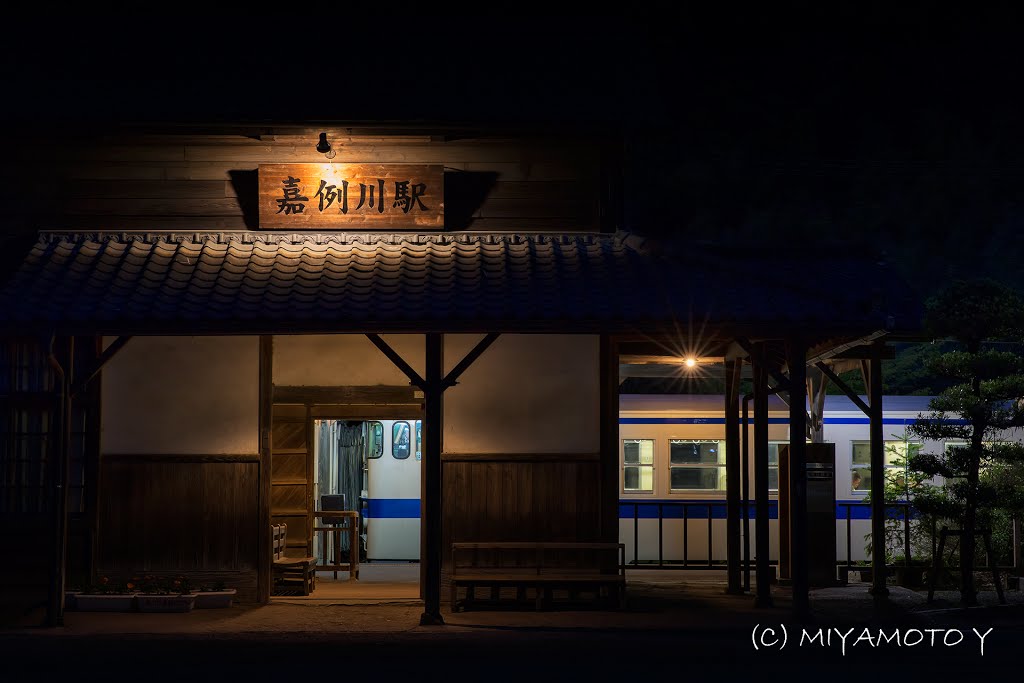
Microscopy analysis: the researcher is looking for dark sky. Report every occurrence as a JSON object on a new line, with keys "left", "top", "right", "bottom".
{"left": 3, "top": 10, "right": 1017, "bottom": 125}
{"left": 4, "top": 10, "right": 1024, "bottom": 294}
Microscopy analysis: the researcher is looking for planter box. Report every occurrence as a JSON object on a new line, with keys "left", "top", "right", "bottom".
{"left": 192, "top": 589, "right": 237, "bottom": 609}
{"left": 136, "top": 594, "right": 195, "bottom": 613}
{"left": 65, "top": 591, "right": 81, "bottom": 609}
{"left": 74, "top": 594, "right": 137, "bottom": 612}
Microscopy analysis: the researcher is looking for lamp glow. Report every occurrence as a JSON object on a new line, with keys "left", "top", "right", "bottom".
{"left": 684, "top": 357, "right": 697, "bottom": 368}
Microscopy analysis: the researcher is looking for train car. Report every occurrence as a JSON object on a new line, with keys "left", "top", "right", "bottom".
{"left": 619, "top": 394, "right": 959, "bottom": 566}
{"left": 319, "top": 396, "right": 1011, "bottom": 569}
{"left": 364, "top": 419, "right": 422, "bottom": 561}
{"left": 315, "top": 418, "right": 422, "bottom": 563}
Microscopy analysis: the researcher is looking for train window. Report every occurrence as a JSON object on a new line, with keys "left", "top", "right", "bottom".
{"left": 393, "top": 421, "right": 411, "bottom": 460}
{"left": 622, "top": 439, "right": 654, "bottom": 492}
{"left": 767, "top": 443, "right": 783, "bottom": 492}
{"left": 367, "top": 421, "right": 384, "bottom": 459}
{"left": 415, "top": 420, "right": 422, "bottom": 461}
{"left": 850, "top": 440, "right": 920, "bottom": 493}
{"left": 669, "top": 440, "right": 726, "bottom": 491}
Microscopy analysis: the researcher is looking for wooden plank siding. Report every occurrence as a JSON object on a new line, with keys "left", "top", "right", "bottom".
{"left": 270, "top": 405, "right": 313, "bottom": 558}
{"left": 439, "top": 454, "right": 603, "bottom": 593}
{"left": 95, "top": 457, "right": 260, "bottom": 602}
{"left": 9, "top": 134, "right": 605, "bottom": 233}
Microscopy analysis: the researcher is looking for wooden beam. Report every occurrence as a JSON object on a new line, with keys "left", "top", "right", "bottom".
{"left": 70, "top": 335, "right": 132, "bottom": 398}
{"left": 442, "top": 333, "right": 500, "bottom": 389}
{"left": 807, "top": 368, "right": 829, "bottom": 442}
{"left": 273, "top": 385, "right": 420, "bottom": 405}
{"left": 815, "top": 361, "right": 871, "bottom": 416}
{"left": 365, "top": 334, "right": 427, "bottom": 391}
{"left": 103, "top": 453, "right": 261, "bottom": 463}
{"left": 736, "top": 337, "right": 792, "bottom": 392}
{"left": 441, "top": 452, "right": 600, "bottom": 462}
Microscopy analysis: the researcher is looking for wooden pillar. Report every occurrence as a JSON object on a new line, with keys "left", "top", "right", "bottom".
{"left": 421, "top": 332, "right": 444, "bottom": 625}
{"left": 868, "top": 341, "right": 889, "bottom": 599}
{"left": 752, "top": 344, "right": 773, "bottom": 607}
{"left": 257, "top": 335, "right": 273, "bottom": 604}
{"left": 600, "top": 335, "right": 619, "bottom": 544}
{"left": 47, "top": 336, "right": 73, "bottom": 627}
{"left": 787, "top": 338, "right": 809, "bottom": 618}
{"left": 779, "top": 448, "right": 790, "bottom": 582}
{"left": 83, "top": 336, "right": 102, "bottom": 596}
{"left": 725, "top": 358, "right": 742, "bottom": 594}
{"left": 742, "top": 395, "right": 752, "bottom": 592}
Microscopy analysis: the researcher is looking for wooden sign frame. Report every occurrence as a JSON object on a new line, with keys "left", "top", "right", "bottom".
{"left": 258, "top": 163, "right": 444, "bottom": 229}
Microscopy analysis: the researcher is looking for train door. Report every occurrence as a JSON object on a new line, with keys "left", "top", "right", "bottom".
{"left": 365, "top": 419, "right": 422, "bottom": 561}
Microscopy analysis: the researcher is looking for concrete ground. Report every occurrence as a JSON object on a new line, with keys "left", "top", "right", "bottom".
{"left": 3, "top": 572, "right": 1023, "bottom": 681}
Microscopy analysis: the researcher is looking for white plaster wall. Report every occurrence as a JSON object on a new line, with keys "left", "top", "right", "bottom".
{"left": 273, "top": 334, "right": 424, "bottom": 386}
{"left": 444, "top": 334, "right": 599, "bottom": 453}
{"left": 102, "top": 336, "right": 259, "bottom": 454}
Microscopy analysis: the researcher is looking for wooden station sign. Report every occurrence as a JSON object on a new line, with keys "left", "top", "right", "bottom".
{"left": 258, "top": 163, "right": 444, "bottom": 229}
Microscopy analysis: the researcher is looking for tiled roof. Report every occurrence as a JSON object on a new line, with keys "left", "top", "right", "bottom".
{"left": 0, "top": 231, "right": 922, "bottom": 336}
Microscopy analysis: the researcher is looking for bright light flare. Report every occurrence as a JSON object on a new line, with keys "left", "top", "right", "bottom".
{"left": 683, "top": 357, "right": 697, "bottom": 368}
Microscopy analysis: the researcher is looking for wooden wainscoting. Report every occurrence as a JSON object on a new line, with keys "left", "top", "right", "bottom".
{"left": 440, "top": 452, "right": 602, "bottom": 595}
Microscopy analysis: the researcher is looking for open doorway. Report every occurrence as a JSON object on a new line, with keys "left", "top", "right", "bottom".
{"left": 311, "top": 418, "right": 422, "bottom": 600}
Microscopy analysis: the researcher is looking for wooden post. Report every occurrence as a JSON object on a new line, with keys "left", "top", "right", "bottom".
{"left": 600, "top": 335, "right": 619, "bottom": 544}
{"left": 868, "top": 341, "right": 889, "bottom": 600}
{"left": 257, "top": 335, "right": 273, "bottom": 604}
{"left": 421, "top": 332, "right": 444, "bottom": 625}
{"left": 779, "top": 446, "right": 790, "bottom": 582}
{"left": 1014, "top": 516, "right": 1022, "bottom": 578}
{"left": 742, "top": 395, "right": 751, "bottom": 592}
{"left": 84, "top": 336, "right": 102, "bottom": 597}
{"left": 47, "top": 336, "right": 73, "bottom": 627}
{"left": 787, "top": 338, "right": 809, "bottom": 618}
{"left": 752, "top": 344, "right": 773, "bottom": 607}
{"left": 725, "top": 358, "right": 742, "bottom": 594}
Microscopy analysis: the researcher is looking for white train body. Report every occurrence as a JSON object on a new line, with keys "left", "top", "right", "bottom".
{"left": 364, "top": 419, "right": 422, "bottom": 561}
{"left": 618, "top": 394, "right": 1013, "bottom": 565}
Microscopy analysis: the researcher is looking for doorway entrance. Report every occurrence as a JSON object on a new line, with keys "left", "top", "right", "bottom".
{"left": 310, "top": 417, "right": 423, "bottom": 600}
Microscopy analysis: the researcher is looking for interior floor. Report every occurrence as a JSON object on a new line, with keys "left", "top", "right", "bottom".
{"left": 273, "top": 563, "right": 421, "bottom": 603}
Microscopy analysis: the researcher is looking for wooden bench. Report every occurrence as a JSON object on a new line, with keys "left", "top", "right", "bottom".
{"left": 272, "top": 523, "right": 316, "bottom": 596}
{"left": 450, "top": 542, "right": 626, "bottom": 612}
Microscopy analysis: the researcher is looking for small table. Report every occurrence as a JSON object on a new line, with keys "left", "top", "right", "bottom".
{"left": 313, "top": 511, "right": 360, "bottom": 580}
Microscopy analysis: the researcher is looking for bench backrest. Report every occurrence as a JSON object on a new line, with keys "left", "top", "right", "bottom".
{"left": 272, "top": 523, "right": 288, "bottom": 561}
{"left": 451, "top": 542, "right": 625, "bottom": 576}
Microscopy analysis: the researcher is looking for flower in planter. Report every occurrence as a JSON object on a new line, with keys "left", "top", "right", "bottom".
{"left": 86, "top": 576, "right": 133, "bottom": 595}
{"left": 197, "top": 580, "right": 229, "bottom": 593}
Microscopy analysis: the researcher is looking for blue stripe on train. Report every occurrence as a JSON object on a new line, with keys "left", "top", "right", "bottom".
{"left": 618, "top": 500, "right": 884, "bottom": 520}
{"left": 365, "top": 498, "right": 891, "bottom": 521}
{"left": 620, "top": 417, "right": 969, "bottom": 425}
{"left": 364, "top": 498, "right": 421, "bottom": 519}
{"left": 619, "top": 418, "right": 789, "bottom": 425}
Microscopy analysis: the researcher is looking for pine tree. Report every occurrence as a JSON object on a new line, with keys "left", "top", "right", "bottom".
{"left": 907, "top": 279, "right": 1024, "bottom": 605}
